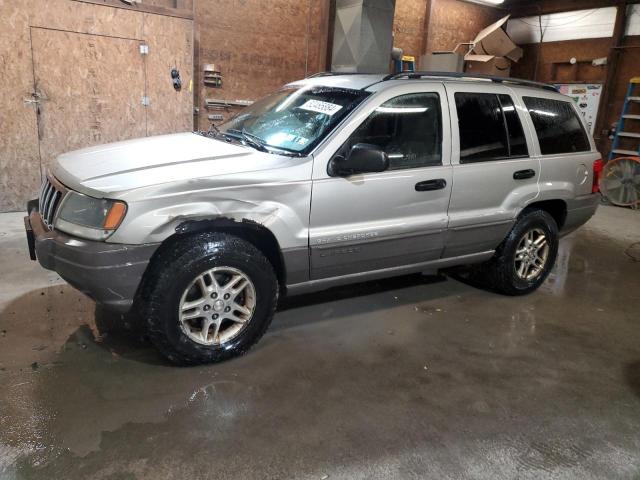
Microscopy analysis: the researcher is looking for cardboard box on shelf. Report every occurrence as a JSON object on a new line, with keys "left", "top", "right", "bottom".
{"left": 463, "top": 15, "right": 522, "bottom": 77}
{"left": 465, "top": 55, "right": 512, "bottom": 76}
{"left": 421, "top": 51, "right": 465, "bottom": 73}
{"left": 418, "top": 15, "right": 523, "bottom": 77}
{"left": 420, "top": 43, "right": 472, "bottom": 73}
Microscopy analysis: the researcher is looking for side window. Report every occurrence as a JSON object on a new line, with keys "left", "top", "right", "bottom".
{"left": 455, "top": 92, "right": 529, "bottom": 163}
{"left": 347, "top": 93, "right": 442, "bottom": 170}
{"left": 523, "top": 97, "right": 590, "bottom": 155}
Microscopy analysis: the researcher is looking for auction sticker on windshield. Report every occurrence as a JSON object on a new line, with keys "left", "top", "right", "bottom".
{"left": 298, "top": 100, "right": 343, "bottom": 116}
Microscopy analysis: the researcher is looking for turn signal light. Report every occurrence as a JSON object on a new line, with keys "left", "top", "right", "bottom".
{"left": 103, "top": 201, "right": 127, "bottom": 230}
{"left": 592, "top": 159, "right": 604, "bottom": 194}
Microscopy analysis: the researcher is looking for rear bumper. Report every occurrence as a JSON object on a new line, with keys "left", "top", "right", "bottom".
{"left": 26, "top": 201, "right": 159, "bottom": 313}
{"left": 562, "top": 193, "right": 600, "bottom": 236}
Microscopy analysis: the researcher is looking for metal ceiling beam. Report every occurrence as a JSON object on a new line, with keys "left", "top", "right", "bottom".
{"left": 507, "top": 0, "right": 638, "bottom": 18}
{"left": 70, "top": 0, "right": 194, "bottom": 19}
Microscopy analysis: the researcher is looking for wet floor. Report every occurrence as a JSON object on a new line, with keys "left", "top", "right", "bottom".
{"left": 1, "top": 206, "right": 639, "bottom": 480}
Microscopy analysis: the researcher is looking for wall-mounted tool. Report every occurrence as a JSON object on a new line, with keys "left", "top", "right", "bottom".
{"left": 171, "top": 68, "right": 182, "bottom": 91}
{"left": 204, "top": 64, "right": 222, "bottom": 88}
{"left": 204, "top": 98, "right": 253, "bottom": 111}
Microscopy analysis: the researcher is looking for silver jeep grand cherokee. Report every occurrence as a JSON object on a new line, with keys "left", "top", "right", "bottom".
{"left": 25, "top": 72, "right": 602, "bottom": 364}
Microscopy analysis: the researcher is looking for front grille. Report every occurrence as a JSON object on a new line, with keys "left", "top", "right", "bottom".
{"left": 38, "top": 176, "right": 66, "bottom": 229}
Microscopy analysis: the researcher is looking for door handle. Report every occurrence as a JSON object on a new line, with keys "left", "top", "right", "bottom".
{"left": 513, "top": 169, "right": 535, "bottom": 180}
{"left": 415, "top": 179, "right": 447, "bottom": 191}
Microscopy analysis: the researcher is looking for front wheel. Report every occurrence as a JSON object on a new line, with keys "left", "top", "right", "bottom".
{"left": 139, "top": 232, "right": 278, "bottom": 365}
{"left": 478, "top": 209, "right": 559, "bottom": 295}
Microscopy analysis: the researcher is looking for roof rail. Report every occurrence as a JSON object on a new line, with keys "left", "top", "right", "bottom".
{"left": 307, "top": 72, "right": 338, "bottom": 78}
{"left": 382, "top": 71, "right": 558, "bottom": 92}
{"left": 306, "top": 71, "right": 384, "bottom": 78}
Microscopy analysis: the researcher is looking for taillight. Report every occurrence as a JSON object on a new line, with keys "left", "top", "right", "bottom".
{"left": 592, "top": 159, "right": 604, "bottom": 193}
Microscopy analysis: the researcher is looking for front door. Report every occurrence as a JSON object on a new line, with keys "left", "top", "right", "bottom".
{"left": 309, "top": 83, "right": 452, "bottom": 280}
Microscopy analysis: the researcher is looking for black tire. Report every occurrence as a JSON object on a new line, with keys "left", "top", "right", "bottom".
{"left": 138, "top": 232, "right": 278, "bottom": 365}
{"left": 477, "top": 209, "right": 559, "bottom": 296}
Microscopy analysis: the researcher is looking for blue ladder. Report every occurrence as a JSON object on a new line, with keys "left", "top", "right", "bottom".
{"left": 609, "top": 77, "right": 640, "bottom": 160}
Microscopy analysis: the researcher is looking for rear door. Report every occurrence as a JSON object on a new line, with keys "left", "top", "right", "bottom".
{"left": 309, "top": 82, "right": 452, "bottom": 279}
{"left": 518, "top": 93, "right": 599, "bottom": 201}
{"left": 444, "top": 83, "right": 540, "bottom": 257}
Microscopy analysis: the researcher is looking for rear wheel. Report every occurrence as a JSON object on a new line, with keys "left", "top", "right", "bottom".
{"left": 139, "top": 232, "right": 278, "bottom": 365}
{"left": 478, "top": 209, "right": 559, "bottom": 295}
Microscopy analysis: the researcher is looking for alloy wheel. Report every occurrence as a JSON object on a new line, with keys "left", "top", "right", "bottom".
{"left": 514, "top": 228, "right": 549, "bottom": 281}
{"left": 178, "top": 266, "right": 256, "bottom": 346}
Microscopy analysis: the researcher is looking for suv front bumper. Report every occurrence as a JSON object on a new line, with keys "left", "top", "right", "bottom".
{"left": 25, "top": 199, "right": 159, "bottom": 313}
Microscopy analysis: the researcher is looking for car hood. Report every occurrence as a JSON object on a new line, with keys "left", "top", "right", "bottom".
{"left": 51, "top": 132, "right": 296, "bottom": 197}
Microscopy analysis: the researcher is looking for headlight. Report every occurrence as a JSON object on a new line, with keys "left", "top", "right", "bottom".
{"left": 54, "top": 191, "right": 127, "bottom": 241}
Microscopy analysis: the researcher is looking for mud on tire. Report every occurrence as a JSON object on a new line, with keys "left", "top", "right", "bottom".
{"left": 476, "top": 209, "right": 559, "bottom": 296}
{"left": 138, "top": 232, "right": 278, "bottom": 365}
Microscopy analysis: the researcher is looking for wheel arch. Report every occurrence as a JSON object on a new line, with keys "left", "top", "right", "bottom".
{"left": 521, "top": 199, "right": 567, "bottom": 230}
{"left": 150, "top": 217, "right": 287, "bottom": 288}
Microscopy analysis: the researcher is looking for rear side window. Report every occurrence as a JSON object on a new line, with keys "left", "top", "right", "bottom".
{"left": 455, "top": 93, "right": 528, "bottom": 163}
{"left": 523, "top": 97, "right": 590, "bottom": 155}
{"left": 348, "top": 93, "right": 442, "bottom": 170}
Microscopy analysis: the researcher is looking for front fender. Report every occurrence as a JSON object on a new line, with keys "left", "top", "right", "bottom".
{"left": 107, "top": 173, "right": 312, "bottom": 251}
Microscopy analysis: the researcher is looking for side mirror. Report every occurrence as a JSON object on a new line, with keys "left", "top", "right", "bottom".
{"left": 328, "top": 143, "right": 389, "bottom": 177}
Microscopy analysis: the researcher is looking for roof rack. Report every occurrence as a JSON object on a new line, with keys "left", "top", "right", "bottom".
{"left": 382, "top": 71, "right": 558, "bottom": 92}
{"left": 306, "top": 71, "right": 381, "bottom": 78}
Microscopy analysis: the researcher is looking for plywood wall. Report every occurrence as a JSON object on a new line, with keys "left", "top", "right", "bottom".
{"left": 426, "top": 0, "right": 501, "bottom": 53}
{"left": 391, "top": 0, "right": 501, "bottom": 64}
{"left": 510, "top": 38, "right": 611, "bottom": 83}
{"left": 193, "top": 0, "right": 330, "bottom": 130}
{"left": 393, "top": 0, "right": 429, "bottom": 59}
{"left": 0, "top": 0, "right": 193, "bottom": 212}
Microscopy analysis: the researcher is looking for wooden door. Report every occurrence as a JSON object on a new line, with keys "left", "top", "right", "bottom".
{"left": 30, "top": 28, "right": 147, "bottom": 170}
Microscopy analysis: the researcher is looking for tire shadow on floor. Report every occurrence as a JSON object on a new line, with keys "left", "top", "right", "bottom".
{"left": 0, "top": 284, "right": 169, "bottom": 368}
{"left": 0, "top": 273, "right": 475, "bottom": 368}
{"left": 624, "top": 360, "right": 640, "bottom": 399}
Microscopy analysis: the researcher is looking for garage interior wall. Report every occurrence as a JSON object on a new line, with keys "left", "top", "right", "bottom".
{"left": 193, "top": 0, "right": 495, "bottom": 129}
{"left": 193, "top": 0, "right": 331, "bottom": 131}
{"left": 4, "top": 0, "right": 635, "bottom": 213}
{"left": 0, "top": 0, "right": 194, "bottom": 213}
{"left": 392, "top": 0, "right": 500, "bottom": 60}
{"left": 510, "top": 7, "right": 640, "bottom": 155}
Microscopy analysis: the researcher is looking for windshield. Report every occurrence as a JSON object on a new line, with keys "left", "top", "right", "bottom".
{"left": 217, "top": 85, "right": 370, "bottom": 155}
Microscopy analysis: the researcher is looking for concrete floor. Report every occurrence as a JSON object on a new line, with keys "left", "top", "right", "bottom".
{"left": 0, "top": 205, "right": 639, "bottom": 480}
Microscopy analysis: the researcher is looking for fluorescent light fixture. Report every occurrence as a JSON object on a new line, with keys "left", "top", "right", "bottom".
{"left": 463, "top": 0, "right": 504, "bottom": 6}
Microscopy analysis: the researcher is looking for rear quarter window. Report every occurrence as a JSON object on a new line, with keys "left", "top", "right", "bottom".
{"left": 523, "top": 97, "right": 590, "bottom": 155}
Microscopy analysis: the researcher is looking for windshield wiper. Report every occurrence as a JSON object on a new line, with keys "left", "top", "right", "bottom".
{"left": 224, "top": 128, "right": 304, "bottom": 156}
{"left": 226, "top": 128, "right": 269, "bottom": 153}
